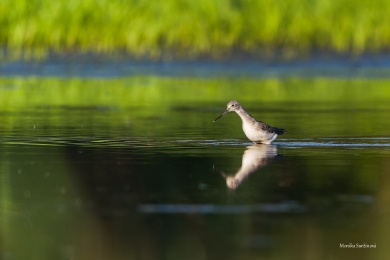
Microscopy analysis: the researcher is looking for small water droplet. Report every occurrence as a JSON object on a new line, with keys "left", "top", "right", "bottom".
{"left": 24, "top": 190, "right": 31, "bottom": 198}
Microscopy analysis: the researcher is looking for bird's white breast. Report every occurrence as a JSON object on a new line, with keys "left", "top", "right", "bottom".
{"left": 242, "top": 121, "right": 276, "bottom": 143}
{"left": 242, "top": 121, "right": 262, "bottom": 141}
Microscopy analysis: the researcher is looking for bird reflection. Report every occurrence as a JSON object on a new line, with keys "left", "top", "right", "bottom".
{"left": 221, "top": 144, "right": 278, "bottom": 189}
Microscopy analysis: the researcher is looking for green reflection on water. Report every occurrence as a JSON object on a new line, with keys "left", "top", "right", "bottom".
{"left": 1, "top": 77, "right": 390, "bottom": 109}
{"left": 0, "top": 76, "right": 390, "bottom": 259}
{"left": 0, "top": 146, "right": 86, "bottom": 259}
{"left": 1, "top": 76, "right": 390, "bottom": 139}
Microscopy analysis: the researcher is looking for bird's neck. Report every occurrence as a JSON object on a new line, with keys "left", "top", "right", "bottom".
{"left": 236, "top": 107, "right": 256, "bottom": 123}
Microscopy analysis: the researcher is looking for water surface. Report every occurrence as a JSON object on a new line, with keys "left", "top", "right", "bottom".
{"left": 1, "top": 77, "right": 389, "bottom": 259}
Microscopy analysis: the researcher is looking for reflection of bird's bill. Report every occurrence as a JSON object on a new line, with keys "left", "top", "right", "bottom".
{"left": 213, "top": 164, "right": 226, "bottom": 177}
{"left": 213, "top": 110, "right": 228, "bottom": 122}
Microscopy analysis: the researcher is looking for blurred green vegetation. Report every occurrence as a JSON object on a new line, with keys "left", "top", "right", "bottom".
{"left": 1, "top": 0, "right": 390, "bottom": 59}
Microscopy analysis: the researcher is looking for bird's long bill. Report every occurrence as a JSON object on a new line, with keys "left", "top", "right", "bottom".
{"left": 213, "top": 110, "right": 228, "bottom": 122}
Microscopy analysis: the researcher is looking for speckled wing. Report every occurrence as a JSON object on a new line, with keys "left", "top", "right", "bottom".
{"left": 258, "top": 121, "right": 285, "bottom": 135}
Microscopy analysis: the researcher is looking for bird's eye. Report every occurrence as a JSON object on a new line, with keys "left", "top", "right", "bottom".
{"left": 232, "top": 104, "right": 235, "bottom": 106}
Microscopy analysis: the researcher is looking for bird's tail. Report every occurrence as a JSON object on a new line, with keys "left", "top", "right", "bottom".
{"left": 274, "top": 127, "right": 285, "bottom": 135}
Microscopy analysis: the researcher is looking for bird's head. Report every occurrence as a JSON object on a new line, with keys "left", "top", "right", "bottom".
{"left": 214, "top": 100, "right": 241, "bottom": 122}
{"left": 226, "top": 100, "right": 241, "bottom": 112}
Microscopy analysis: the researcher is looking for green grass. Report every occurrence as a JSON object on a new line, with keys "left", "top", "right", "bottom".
{"left": 2, "top": 0, "right": 390, "bottom": 59}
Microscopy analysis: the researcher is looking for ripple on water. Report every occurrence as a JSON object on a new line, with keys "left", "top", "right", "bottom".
{"left": 278, "top": 137, "right": 390, "bottom": 148}
{"left": 197, "top": 137, "right": 390, "bottom": 149}
{"left": 2, "top": 137, "right": 390, "bottom": 150}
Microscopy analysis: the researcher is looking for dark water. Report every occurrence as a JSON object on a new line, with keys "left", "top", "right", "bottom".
{"left": 1, "top": 98, "right": 390, "bottom": 259}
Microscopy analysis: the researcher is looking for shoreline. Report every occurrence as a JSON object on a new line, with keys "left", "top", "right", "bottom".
{"left": 2, "top": 51, "right": 390, "bottom": 78}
